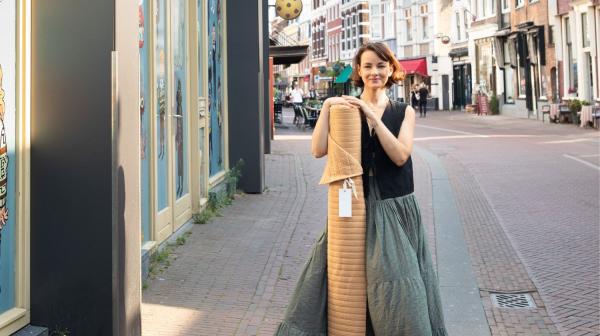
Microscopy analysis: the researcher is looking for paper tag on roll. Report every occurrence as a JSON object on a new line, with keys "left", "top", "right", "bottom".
{"left": 339, "top": 188, "right": 352, "bottom": 217}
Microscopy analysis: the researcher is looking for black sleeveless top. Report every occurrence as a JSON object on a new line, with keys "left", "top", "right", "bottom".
{"left": 361, "top": 101, "right": 414, "bottom": 199}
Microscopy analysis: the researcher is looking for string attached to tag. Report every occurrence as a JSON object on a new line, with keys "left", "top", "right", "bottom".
{"left": 339, "top": 177, "right": 358, "bottom": 218}
{"left": 343, "top": 177, "right": 358, "bottom": 199}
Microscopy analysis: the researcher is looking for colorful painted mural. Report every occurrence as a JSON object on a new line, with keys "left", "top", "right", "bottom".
{"left": 0, "top": 0, "right": 17, "bottom": 313}
{"left": 155, "top": 0, "right": 169, "bottom": 211}
{"left": 172, "top": 0, "right": 189, "bottom": 199}
{"left": 139, "top": 0, "right": 151, "bottom": 243}
{"left": 208, "top": 0, "right": 224, "bottom": 176}
{"left": 197, "top": 0, "right": 206, "bottom": 196}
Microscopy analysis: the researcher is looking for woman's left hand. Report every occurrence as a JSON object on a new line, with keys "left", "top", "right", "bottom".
{"left": 341, "top": 95, "right": 378, "bottom": 123}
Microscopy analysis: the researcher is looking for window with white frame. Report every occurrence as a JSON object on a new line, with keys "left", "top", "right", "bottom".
{"left": 406, "top": 9, "right": 412, "bottom": 41}
{"left": 422, "top": 16, "right": 428, "bottom": 39}
{"left": 464, "top": 10, "right": 469, "bottom": 38}
{"left": 565, "top": 17, "right": 578, "bottom": 92}
{"left": 516, "top": 0, "right": 523, "bottom": 8}
{"left": 371, "top": 4, "right": 382, "bottom": 39}
{"left": 456, "top": 12, "right": 462, "bottom": 40}
{"left": 384, "top": 2, "right": 395, "bottom": 39}
{"left": 582, "top": 12, "right": 590, "bottom": 47}
{"left": 502, "top": 0, "right": 508, "bottom": 11}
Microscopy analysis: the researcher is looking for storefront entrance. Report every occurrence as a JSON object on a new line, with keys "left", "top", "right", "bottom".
{"left": 453, "top": 63, "right": 472, "bottom": 109}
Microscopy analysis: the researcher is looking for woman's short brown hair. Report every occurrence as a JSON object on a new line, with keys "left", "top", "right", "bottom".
{"left": 350, "top": 42, "right": 404, "bottom": 88}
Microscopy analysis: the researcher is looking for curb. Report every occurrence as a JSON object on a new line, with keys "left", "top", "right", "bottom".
{"left": 415, "top": 146, "right": 492, "bottom": 336}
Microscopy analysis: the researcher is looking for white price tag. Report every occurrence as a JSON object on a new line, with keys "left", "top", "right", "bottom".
{"left": 339, "top": 188, "right": 352, "bottom": 217}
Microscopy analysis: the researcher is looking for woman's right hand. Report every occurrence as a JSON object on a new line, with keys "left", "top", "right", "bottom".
{"left": 323, "top": 96, "right": 354, "bottom": 110}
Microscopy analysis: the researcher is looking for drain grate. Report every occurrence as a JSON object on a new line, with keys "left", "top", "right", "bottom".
{"left": 490, "top": 293, "right": 536, "bottom": 309}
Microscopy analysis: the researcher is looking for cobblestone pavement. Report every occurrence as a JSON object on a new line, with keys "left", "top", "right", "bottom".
{"left": 141, "top": 108, "right": 598, "bottom": 336}
{"left": 415, "top": 111, "right": 599, "bottom": 336}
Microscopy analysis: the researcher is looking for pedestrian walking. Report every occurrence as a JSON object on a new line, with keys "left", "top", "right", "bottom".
{"left": 419, "top": 84, "right": 429, "bottom": 118}
{"left": 411, "top": 84, "right": 419, "bottom": 109}
{"left": 291, "top": 83, "right": 304, "bottom": 125}
{"left": 275, "top": 42, "right": 447, "bottom": 336}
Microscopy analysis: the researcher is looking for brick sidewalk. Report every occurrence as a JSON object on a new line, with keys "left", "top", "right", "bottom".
{"left": 141, "top": 138, "right": 322, "bottom": 335}
{"left": 443, "top": 155, "right": 560, "bottom": 335}
{"left": 141, "top": 131, "right": 439, "bottom": 335}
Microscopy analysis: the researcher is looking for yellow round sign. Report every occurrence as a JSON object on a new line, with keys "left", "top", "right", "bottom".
{"left": 276, "top": 0, "right": 303, "bottom": 20}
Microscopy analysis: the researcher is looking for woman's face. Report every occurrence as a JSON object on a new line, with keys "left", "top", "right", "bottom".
{"left": 358, "top": 50, "right": 392, "bottom": 89}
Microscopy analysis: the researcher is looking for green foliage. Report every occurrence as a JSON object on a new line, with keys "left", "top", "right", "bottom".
{"left": 569, "top": 99, "right": 583, "bottom": 113}
{"left": 194, "top": 159, "right": 244, "bottom": 225}
{"left": 490, "top": 95, "right": 500, "bottom": 115}
{"left": 193, "top": 207, "right": 220, "bottom": 224}
{"left": 226, "top": 159, "right": 244, "bottom": 183}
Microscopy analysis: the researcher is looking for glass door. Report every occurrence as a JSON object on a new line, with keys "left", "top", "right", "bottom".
{"left": 171, "top": 0, "right": 192, "bottom": 230}
{"left": 0, "top": 1, "right": 16, "bottom": 315}
{"left": 153, "top": 0, "right": 173, "bottom": 242}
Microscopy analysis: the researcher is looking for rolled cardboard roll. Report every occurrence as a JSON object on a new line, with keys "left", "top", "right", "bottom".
{"left": 319, "top": 105, "right": 367, "bottom": 336}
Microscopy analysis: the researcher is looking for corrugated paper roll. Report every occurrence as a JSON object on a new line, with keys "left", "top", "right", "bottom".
{"left": 319, "top": 105, "right": 367, "bottom": 336}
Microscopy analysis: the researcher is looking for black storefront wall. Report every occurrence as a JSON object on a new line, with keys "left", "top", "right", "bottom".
{"left": 517, "top": 33, "right": 534, "bottom": 111}
{"left": 31, "top": 1, "right": 141, "bottom": 335}
{"left": 227, "top": 0, "right": 267, "bottom": 193}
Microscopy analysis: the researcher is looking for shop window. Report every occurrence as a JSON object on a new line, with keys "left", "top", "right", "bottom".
{"left": 139, "top": 0, "right": 151, "bottom": 243}
{"left": 0, "top": 1, "right": 28, "bottom": 333}
{"left": 475, "top": 41, "right": 493, "bottom": 94}
{"left": 208, "top": 0, "right": 225, "bottom": 176}
{"left": 504, "top": 42, "right": 516, "bottom": 103}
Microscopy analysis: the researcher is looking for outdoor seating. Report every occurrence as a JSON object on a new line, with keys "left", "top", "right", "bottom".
{"left": 541, "top": 104, "right": 551, "bottom": 123}
{"left": 301, "top": 106, "right": 317, "bottom": 129}
{"left": 558, "top": 104, "right": 572, "bottom": 123}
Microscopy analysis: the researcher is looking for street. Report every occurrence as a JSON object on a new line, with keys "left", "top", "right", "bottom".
{"left": 142, "top": 107, "right": 599, "bottom": 336}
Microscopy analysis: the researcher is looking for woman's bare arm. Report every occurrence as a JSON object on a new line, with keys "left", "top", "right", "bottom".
{"left": 371, "top": 105, "right": 415, "bottom": 166}
{"left": 311, "top": 98, "right": 355, "bottom": 158}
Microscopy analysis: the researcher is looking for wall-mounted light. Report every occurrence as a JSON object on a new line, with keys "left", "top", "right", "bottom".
{"left": 434, "top": 33, "right": 451, "bottom": 44}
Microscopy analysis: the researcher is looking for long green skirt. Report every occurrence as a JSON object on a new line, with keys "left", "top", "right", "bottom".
{"left": 275, "top": 178, "right": 448, "bottom": 336}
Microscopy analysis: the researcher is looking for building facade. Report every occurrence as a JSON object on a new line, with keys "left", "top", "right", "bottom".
{"left": 341, "top": 0, "right": 370, "bottom": 62}
{"left": 450, "top": 0, "right": 473, "bottom": 109}
{"left": 327, "top": 0, "right": 343, "bottom": 69}
{"left": 556, "top": 0, "right": 599, "bottom": 104}
{"left": 395, "top": 0, "right": 434, "bottom": 103}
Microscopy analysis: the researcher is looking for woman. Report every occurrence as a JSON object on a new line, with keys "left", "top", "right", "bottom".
{"left": 411, "top": 84, "right": 419, "bottom": 110}
{"left": 275, "top": 42, "right": 447, "bottom": 336}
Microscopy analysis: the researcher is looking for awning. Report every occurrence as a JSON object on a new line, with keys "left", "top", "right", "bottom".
{"left": 398, "top": 58, "right": 428, "bottom": 77}
{"left": 334, "top": 65, "right": 353, "bottom": 84}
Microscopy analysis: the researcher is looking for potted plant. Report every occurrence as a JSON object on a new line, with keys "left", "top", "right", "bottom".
{"left": 490, "top": 95, "right": 500, "bottom": 115}
{"left": 568, "top": 98, "right": 582, "bottom": 124}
